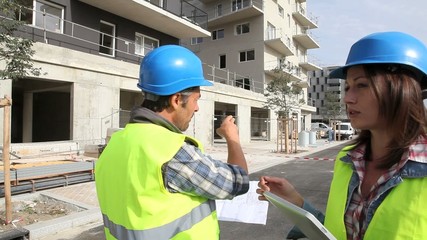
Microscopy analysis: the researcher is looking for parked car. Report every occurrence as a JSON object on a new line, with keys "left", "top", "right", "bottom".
{"left": 335, "top": 122, "right": 355, "bottom": 140}
{"left": 310, "top": 122, "right": 332, "bottom": 138}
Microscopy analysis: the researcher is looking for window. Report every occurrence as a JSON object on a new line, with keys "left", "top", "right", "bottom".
{"left": 135, "top": 33, "right": 159, "bottom": 56}
{"left": 212, "top": 29, "right": 224, "bottom": 40}
{"left": 191, "top": 37, "right": 203, "bottom": 45}
{"left": 266, "top": 22, "right": 276, "bottom": 39}
{"left": 232, "top": 0, "right": 250, "bottom": 11}
{"left": 239, "top": 50, "right": 255, "bottom": 62}
{"left": 235, "top": 23, "right": 250, "bottom": 35}
{"left": 219, "top": 54, "right": 226, "bottom": 69}
{"left": 34, "top": 0, "right": 64, "bottom": 33}
{"left": 278, "top": 5, "right": 284, "bottom": 18}
{"left": 99, "top": 20, "right": 115, "bottom": 56}
{"left": 236, "top": 78, "right": 251, "bottom": 90}
{"left": 216, "top": 4, "right": 223, "bottom": 17}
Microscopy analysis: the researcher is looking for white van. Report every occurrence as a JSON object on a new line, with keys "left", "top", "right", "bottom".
{"left": 335, "top": 122, "right": 354, "bottom": 140}
{"left": 310, "top": 123, "right": 331, "bottom": 138}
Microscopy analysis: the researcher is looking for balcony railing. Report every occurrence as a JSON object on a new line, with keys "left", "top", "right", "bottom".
{"left": 294, "top": 4, "right": 318, "bottom": 27}
{"left": 6, "top": 5, "right": 260, "bottom": 94}
{"left": 206, "top": 0, "right": 263, "bottom": 25}
{"left": 264, "top": 28, "right": 295, "bottom": 55}
{"left": 203, "top": 64, "right": 263, "bottom": 93}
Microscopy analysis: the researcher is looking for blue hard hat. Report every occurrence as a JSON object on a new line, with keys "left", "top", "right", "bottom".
{"left": 329, "top": 31, "right": 427, "bottom": 81}
{"left": 137, "top": 45, "right": 213, "bottom": 95}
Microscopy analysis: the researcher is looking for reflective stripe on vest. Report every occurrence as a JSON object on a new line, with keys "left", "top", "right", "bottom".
{"left": 104, "top": 200, "right": 215, "bottom": 240}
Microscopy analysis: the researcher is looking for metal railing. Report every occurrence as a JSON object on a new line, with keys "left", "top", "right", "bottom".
{"left": 294, "top": 3, "right": 318, "bottom": 26}
{"left": 8, "top": 4, "right": 262, "bottom": 94}
{"left": 203, "top": 64, "right": 263, "bottom": 93}
{"left": 206, "top": 0, "right": 263, "bottom": 20}
{"left": 264, "top": 59, "right": 305, "bottom": 80}
{"left": 265, "top": 28, "right": 295, "bottom": 52}
{"left": 295, "top": 26, "right": 319, "bottom": 43}
{"left": 299, "top": 54, "right": 322, "bottom": 67}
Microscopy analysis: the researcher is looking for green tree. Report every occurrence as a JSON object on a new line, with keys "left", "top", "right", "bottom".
{"left": 264, "top": 67, "right": 305, "bottom": 118}
{"left": 321, "top": 91, "right": 344, "bottom": 121}
{"left": 0, "top": 0, "right": 41, "bottom": 80}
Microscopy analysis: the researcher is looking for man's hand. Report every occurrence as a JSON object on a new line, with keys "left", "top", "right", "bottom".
{"left": 216, "top": 115, "right": 239, "bottom": 142}
{"left": 216, "top": 115, "right": 247, "bottom": 172}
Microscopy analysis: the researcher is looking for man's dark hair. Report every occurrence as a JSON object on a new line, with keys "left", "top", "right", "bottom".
{"left": 142, "top": 87, "right": 197, "bottom": 112}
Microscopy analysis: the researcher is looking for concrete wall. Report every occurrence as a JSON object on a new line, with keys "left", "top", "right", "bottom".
{"left": 0, "top": 43, "right": 277, "bottom": 148}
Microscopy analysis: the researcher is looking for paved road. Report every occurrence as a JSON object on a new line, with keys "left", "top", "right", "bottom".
{"left": 39, "top": 142, "right": 347, "bottom": 240}
{"left": 219, "top": 148, "right": 343, "bottom": 240}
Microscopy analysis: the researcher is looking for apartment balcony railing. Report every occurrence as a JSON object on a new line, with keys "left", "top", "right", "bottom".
{"left": 78, "top": 0, "right": 209, "bottom": 38}
{"left": 203, "top": 64, "right": 263, "bottom": 93}
{"left": 6, "top": 5, "right": 260, "bottom": 93}
{"left": 299, "top": 54, "right": 322, "bottom": 71}
{"left": 206, "top": 0, "right": 263, "bottom": 27}
{"left": 264, "top": 61, "right": 309, "bottom": 88}
{"left": 328, "top": 78, "right": 343, "bottom": 84}
{"left": 327, "top": 86, "right": 342, "bottom": 92}
{"left": 264, "top": 28, "right": 295, "bottom": 56}
{"left": 292, "top": 4, "right": 318, "bottom": 29}
{"left": 146, "top": 0, "right": 209, "bottom": 30}
{"left": 293, "top": 26, "right": 320, "bottom": 49}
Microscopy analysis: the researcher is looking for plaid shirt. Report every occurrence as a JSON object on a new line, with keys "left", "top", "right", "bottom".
{"left": 163, "top": 142, "right": 249, "bottom": 200}
{"left": 345, "top": 136, "right": 427, "bottom": 239}
{"left": 128, "top": 107, "right": 249, "bottom": 200}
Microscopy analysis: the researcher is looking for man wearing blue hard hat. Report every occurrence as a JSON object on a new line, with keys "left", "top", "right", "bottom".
{"left": 258, "top": 31, "right": 427, "bottom": 239}
{"left": 95, "top": 45, "right": 249, "bottom": 240}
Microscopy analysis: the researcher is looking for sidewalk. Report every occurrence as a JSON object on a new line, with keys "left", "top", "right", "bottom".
{"left": 25, "top": 138, "right": 347, "bottom": 239}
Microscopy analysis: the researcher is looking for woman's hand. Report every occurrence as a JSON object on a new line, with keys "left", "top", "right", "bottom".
{"left": 256, "top": 176, "right": 304, "bottom": 207}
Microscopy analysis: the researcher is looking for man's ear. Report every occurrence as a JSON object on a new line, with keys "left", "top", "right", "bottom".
{"left": 169, "top": 93, "right": 181, "bottom": 110}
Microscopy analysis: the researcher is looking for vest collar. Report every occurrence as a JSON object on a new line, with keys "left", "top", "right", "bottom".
{"left": 340, "top": 150, "right": 427, "bottom": 178}
{"left": 129, "top": 107, "right": 181, "bottom": 134}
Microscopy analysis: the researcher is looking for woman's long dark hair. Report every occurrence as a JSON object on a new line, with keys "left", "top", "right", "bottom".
{"left": 350, "top": 64, "right": 427, "bottom": 169}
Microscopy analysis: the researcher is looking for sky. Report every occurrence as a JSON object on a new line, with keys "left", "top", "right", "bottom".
{"left": 307, "top": 0, "right": 427, "bottom": 67}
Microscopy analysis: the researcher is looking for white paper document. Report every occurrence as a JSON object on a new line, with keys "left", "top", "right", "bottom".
{"left": 216, "top": 181, "right": 268, "bottom": 225}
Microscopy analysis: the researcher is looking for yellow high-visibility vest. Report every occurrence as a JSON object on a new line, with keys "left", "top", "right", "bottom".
{"left": 95, "top": 123, "right": 219, "bottom": 240}
{"left": 325, "top": 146, "right": 427, "bottom": 240}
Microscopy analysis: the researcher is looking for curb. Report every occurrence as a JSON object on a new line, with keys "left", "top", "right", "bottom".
{"left": 26, "top": 208, "right": 102, "bottom": 240}
{"left": 23, "top": 192, "right": 102, "bottom": 240}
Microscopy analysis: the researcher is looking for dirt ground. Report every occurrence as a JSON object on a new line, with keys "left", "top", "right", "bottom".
{"left": 0, "top": 194, "right": 83, "bottom": 233}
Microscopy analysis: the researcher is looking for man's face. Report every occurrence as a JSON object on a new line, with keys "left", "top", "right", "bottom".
{"left": 174, "top": 88, "right": 201, "bottom": 131}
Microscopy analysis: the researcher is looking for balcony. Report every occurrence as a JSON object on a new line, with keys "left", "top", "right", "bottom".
{"left": 206, "top": 0, "right": 263, "bottom": 28}
{"left": 327, "top": 86, "right": 342, "bottom": 92}
{"left": 300, "top": 103, "right": 316, "bottom": 113}
{"left": 299, "top": 55, "right": 322, "bottom": 71}
{"left": 328, "top": 78, "right": 343, "bottom": 84}
{"left": 264, "top": 29, "right": 295, "bottom": 56}
{"left": 293, "top": 27, "right": 320, "bottom": 49}
{"left": 79, "top": 0, "right": 210, "bottom": 38}
{"left": 292, "top": 5, "right": 318, "bottom": 29}
{"left": 264, "top": 62, "right": 309, "bottom": 88}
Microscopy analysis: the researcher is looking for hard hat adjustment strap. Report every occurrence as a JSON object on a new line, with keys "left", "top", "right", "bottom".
{"left": 144, "top": 92, "right": 160, "bottom": 101}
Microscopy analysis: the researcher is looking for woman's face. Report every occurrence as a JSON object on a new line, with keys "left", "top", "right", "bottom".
{"left": 344, "top": 65, "right": 384, "bottom": 131}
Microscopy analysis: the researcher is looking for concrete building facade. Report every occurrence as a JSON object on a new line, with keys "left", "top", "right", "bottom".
{"left": 184, "top": 0, "right": 321, "bottom": 132}
{"left": 308, "top": 66, "right": 348, "bottom": 123}
{"left": 0, "top": 0, "right": 321, "bottom": 153}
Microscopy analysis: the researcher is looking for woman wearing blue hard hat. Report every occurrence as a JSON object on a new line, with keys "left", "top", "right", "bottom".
{"left": 95, "top": 45, "right": 250, "bottom": 240}
{"left": 258, "top": 32, "right": 427, "bottom": 240}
